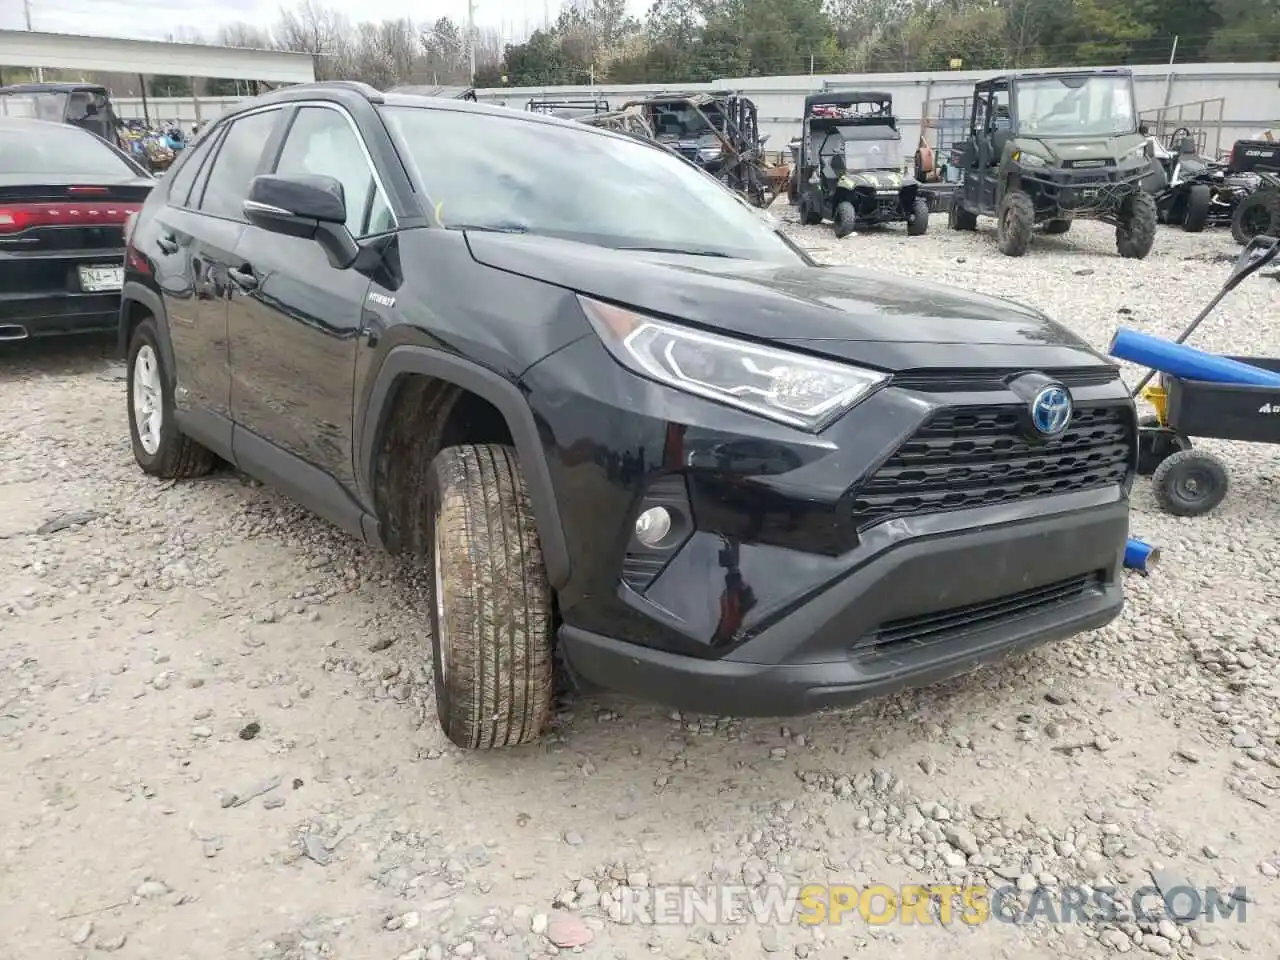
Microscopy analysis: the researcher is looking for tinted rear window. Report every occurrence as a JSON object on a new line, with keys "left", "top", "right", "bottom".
{"left": 0, "top": 122, "right": 137, "bottom": 176}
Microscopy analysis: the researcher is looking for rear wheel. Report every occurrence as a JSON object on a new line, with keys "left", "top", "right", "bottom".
{"left": 1183, "top": 184, "right": 1211, "bottom": 232}
{"left": 1116, "top": 191, "right": 1157, "bottom": 259}
{"left": 948, "top": 201, "right": 977, "bottom": 231}
{"left": 1152, "top": 449, "right": 1229, "bottom": 517}
{"left": 834, "top": 201, "right": 858, "bottom": 239}
{"left": 1232, "top": 190, "right": 1279, "bottom": 245}
{"left": 127, "top": 317, "right": 215, "bottom": 479}
{"left": 1043, "top": 218, "right": 1072, "bottom": 235}
{"left": 427, "top": 444, "right": 554, "bottom": 749}
{"left": 906, "top": 197, "right": 930, "bottom": 236}
{"left": 996, "top": 190, "right": 1034, "bottom": 256}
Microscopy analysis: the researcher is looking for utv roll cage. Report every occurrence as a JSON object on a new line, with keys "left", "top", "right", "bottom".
{"left": 804, "top": 91, "right": 895, "bottom": 127}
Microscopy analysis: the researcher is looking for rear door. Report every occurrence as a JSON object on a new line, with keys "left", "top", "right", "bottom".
{"left": 228, "top": 103, "right": 394, "bottom": 488}
{"left": 156, "top": 108, "right": 286, "bottom": 421}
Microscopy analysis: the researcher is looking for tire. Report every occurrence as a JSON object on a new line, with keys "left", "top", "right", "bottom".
{"left": 996, "top": 190, "right": 1034, "bottom": 256}
{"left": 127, "top": 317, "right": 215, "bottom": 479}
{"left": 1231, "top": 190, "right": 1279, "bottom": 245}
{"left": 1182, "top": 184, "right": 1210, "bottom": 233}
{"left": 834, "top": 200, "right": 857, "bottom": 239}
{"left": 427, "top": 444, "right": 554, "bottom": 749}
{"left": 948, "top": 201, "right": 977, "bottom": 231}
{"left": 1151, "top": 448, "right": 1229, "bottom": 517}
{"left": 799, "top": 195, "right": 823, "bottom": 226}
{"left": 1043, "top": 219, "right": 1072, "bottom": 235}
{"left": 906, "top": 197, "right": 930, "bottom": 236}
{"left": 1116, "top": 191, "right": 1157, "bottom": 259}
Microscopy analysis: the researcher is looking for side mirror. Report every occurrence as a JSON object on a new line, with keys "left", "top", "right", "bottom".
{"left": 243, "top": 174, "right": 360, "bottom": 270}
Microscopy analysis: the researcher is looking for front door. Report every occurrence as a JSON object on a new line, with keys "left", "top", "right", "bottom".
{"left": 227, "top": 104, "right": 396, "bottom": 488}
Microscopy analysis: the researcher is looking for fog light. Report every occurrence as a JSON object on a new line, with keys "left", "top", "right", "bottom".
{"left": 634, "top": 507, "right": 672, "bottom": 547}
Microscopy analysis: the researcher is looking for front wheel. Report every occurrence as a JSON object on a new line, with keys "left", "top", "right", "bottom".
{"left": 1116, "top": 191, "right": 1157, "bottom": 259}
{"left": 906, "top": 197, "right": 930, "bottom": 236}
{"left": 996, "top": 190, "right": 1034, "bottom": 256}
{"left": 1183, "top": 184, "right": 1211, "bottom": 232}
{"left": 834, "top": 200, "right": 857, "bottom": 239}
{"left": 427, "top": 444, "right": 554, "bottom": 749}
{"left": 1151, "top": 448, "right": 1229, "bottom": 517}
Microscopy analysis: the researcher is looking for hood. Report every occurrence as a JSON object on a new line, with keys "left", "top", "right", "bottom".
{"left": 1025, "top": 134, "right": 1143, "bottom": 163}
{"left": 839, "top": 170, "right": 916, "bottom": 189}
{"left": 465, "top": 232, "right": 1109, "bottom": 372}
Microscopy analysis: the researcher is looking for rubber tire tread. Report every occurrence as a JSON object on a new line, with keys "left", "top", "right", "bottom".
{"left": 907, "top": 197, "right": 930, "bottom": 236}
{"left": 834, "top": 200, "right": 857, "bottom": 238}
{"left": 1116, "top": 191, "right": 1157, "bottom": 259}
{"left": 997, "top": 191, "right": 1034, "bottom": 256}
{"left": 1231, "top": 190, "right": 1280, "bottom": 246}
{"left": 1182, "top": 184, "right": 1210, "bottom": 233}
{"left": 428, "top": 443, "right": 554, "bottom": 750}
{"left": 1151, "top": 448, "right": 1229, "bottom": 518}
{"left": 127, "top": 317, "right": 215, "bottom": 479}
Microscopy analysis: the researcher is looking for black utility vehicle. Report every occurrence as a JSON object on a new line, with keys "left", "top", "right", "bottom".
{"left": 1224, "top": 138, "right": 1280, "bottom": 244}
{"left": 792, "top": 92, "right": 929, "bottom": 238}
{"left": 1, "top": 117, "right": 153, "bottom": 342}
{"left": 948, "top": 69, "right": 1157, "bottom": 258}
{"left": 0, "top": 82, "right": 125, "bottom": 148}
{"left": 120, "top": 81, "right": 1137, "bottom": 749}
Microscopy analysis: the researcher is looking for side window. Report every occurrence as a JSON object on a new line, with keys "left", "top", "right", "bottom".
{"left": 197, "top": 109, "right": 280, "bottom": 220}
{"left": 273, "top": 106, "right": 392, "bottom": 237}
{"left": 165, "top": 128, "right": 220, "bottom": 208}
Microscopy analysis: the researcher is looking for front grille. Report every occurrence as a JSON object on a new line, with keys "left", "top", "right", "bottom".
{"left": 849, "top": 404, "right": 1132, "bottom": 527}
{"left": 853, "top": 571, "right": 1104, "bottom": 660}
{"left": 892, "top": 367, "right": 1117, "bottom": 392}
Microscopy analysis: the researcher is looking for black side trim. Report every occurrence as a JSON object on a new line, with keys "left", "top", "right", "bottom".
{"left": 175, "top": 407, "right": 235, "bottom": 463}
{"left": 118, "top": 281, "right": 174, "bottom": 372}
{"left": 234, "top": 426, "right": 369, "bottom": 542}
{"left": 358, "top": 345, "right": 570, "bottom": 589}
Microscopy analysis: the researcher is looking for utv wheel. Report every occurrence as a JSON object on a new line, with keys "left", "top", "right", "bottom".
{"left": 996, "top": 190, "right": 1034, "bottom": 256}
{"left": 906, "top": 197, "right": 930, "bottom": 236}
{"left": 1152, "top": 448, "right": 1229, "bottom": 517}
{"left": 787, "top": 170, "right": 799, "bottom": 205}
{"left": 1231, "top": 190, "right": 1279, "bottom": 245}
{"left": 1116, "top": 191, "right": 1157, "bottom": 259}
{"left": 948, "top": 201, "right": 977, "bottom": 231}
{"left": 127, "top": 317, "right": 215, "bottom": 479}
{"left": 798, "top": 195, "right": 823, "bottom": 226}
{"left": 833, "top": 201, "right": 857, "bottom": 239}
{"left": 1043, "top": 219, "right": 1072, "bottom": 235}
{"left": 1182, "top": 184, "right": 1211, "bottom": 233}
{"left": 427, "top": 444, "right": 554, "bottom": 749}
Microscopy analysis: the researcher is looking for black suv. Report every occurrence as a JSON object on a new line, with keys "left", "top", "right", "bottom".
{"left": 119, "top": 82, "right": 1137, "bottom": 750}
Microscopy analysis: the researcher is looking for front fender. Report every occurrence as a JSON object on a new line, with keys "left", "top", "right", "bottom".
{"left": 356, "top": 344, "right": 571, "bottom": 590}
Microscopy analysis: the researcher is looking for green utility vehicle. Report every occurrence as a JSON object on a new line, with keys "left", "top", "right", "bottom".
{"left": 948, "top": 69, "right": 1158, "bottom": 258}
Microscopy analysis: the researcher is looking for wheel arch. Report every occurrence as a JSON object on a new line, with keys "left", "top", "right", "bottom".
{"left": 118, "top": 282, "right": 175, "bottom": 377}
{"left": 358, "top": 345, "right": 570, "bottom": 590}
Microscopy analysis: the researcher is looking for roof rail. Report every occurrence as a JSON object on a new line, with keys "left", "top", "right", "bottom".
{"left": 293, "top": 80, "right": 385, "bottom": 104}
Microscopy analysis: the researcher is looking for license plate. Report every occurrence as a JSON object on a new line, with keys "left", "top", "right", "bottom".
{"left": 79, "top": 265, "right": 124, "bottom": 292}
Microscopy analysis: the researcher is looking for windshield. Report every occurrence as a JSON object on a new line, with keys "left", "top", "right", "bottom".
{"left": 1013, "top": 75, "right": 1137, "bottom": 137}
{"left": 379, "top": 105, "right": 798, "bottom": 262}
{"left": 840, "top": 126, "right": 901, "bottom": 170}
{"left": 0, "top": 91, "right": 67, "bottom": 122}
{"left": 0, "top": 122, "right": 138, "bottom": 176}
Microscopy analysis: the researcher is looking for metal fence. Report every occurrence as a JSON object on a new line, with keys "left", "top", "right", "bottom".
{"left": 1138, "top": 98, "right": 1226, "bottom": 158}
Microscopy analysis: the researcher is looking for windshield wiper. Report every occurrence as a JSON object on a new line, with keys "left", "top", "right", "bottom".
{"left": 615, "top": 244, "right": 736, "bottom": 258}
{"left": 453, "top": 222, "right": 530, "bottom": 234}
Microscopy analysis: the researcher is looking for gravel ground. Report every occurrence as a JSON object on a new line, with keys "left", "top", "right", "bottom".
{"left": 2, "top": 214, "right": 1279, "bottom": 960}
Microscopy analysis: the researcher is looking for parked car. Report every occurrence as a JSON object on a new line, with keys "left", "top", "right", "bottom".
{"left": 0, "top": 117, "right": 154, "bottom": 342}
{"left": 120, "top": 81, "right": 1137, "bottom": 749}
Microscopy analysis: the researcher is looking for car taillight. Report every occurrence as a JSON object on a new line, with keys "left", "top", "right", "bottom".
{"left": 0, "top": 202, "right": 143, "bottom": 235}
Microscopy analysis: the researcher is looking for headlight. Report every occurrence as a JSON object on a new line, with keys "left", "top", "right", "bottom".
{"left": 580, "top": 297, "right": 889, "bottom": 431}
{"left": 1013, "top": 150, "right": 1047, "bottom": 167}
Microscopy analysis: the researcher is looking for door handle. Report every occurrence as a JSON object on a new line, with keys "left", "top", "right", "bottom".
{"left": 228, "top": 266, "right": 258, "bottom": 291}
{"left": 156, "top": 233, "right": 179, "bottom": 255}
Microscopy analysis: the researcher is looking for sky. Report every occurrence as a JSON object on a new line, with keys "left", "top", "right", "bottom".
{"left": 0, "top": 0, "right": 649, "bottom": 44}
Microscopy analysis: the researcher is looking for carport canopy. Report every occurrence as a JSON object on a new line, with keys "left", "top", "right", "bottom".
{"left": 0, "top": 30, "right": 316, "bottom": 83}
